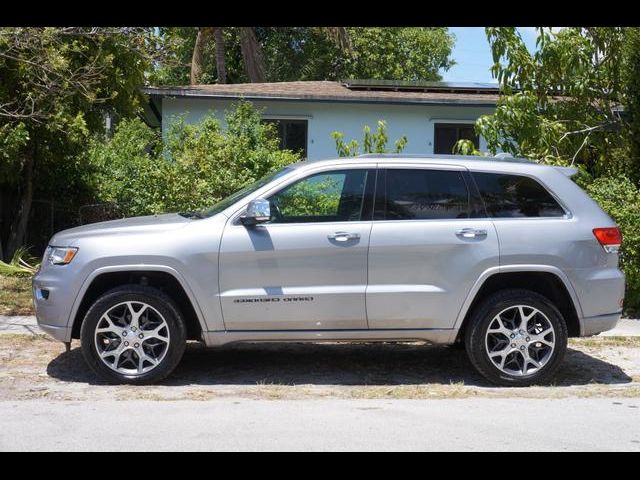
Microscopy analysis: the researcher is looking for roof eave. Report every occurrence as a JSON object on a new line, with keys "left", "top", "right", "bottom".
{"left": 143, "top": 89, "right": 497, "bottom": 107}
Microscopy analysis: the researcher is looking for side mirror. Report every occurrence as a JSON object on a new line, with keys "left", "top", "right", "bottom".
{"left": 240, "top": 198, "right": 271, "bottom": 226}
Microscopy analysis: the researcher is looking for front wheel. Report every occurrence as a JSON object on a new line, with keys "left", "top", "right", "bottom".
{"left": 80, "top": 285, "right": 186, "bottom": 385}
{"left": 465, "top": 289, "right": 568, "bottom": 387}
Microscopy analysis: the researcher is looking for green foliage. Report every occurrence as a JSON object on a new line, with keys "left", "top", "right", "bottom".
{"left": 585, "top": 176, "right": 640, "bottom": 314}
{"left": 152, "top": 27, "right": 455, "bottom": 84}
{"left": 275, "top": 176, "right": 342, "bottom": 218}
{"left": 622, "top": 27, "right": 640, "bottom": 184}
{"left": 0, "top": 122, "right": 29, "bottom": 184}
{"left": 339, "top": 27, "right": 455, "bottom": 81}
{"left": 453, "top": 139, "right": 485, "bottom": 156}
{"left": 86, "top": 118, "right": 166, "bottom": 216}
{"left": 473, "top": 27, "right": 628, "bottom": 173}
{"left": 0, "top": 27, "right": 160, "bottom": 260}
{"left": 332, "top": 121, "right": 408, "bottom": 157}
{"left": 89, "top": 101, "right": 300, "bottom": 217}
{"left": 0, "top": 246, "right": 40, "bottom": 277}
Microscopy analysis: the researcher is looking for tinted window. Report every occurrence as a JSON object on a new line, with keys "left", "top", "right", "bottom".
{"left": 434, "top": 123, "right": 479, "bottom": 154}
{"left": 268, "top": 169, "right": 371, "bottom": 223}
{"left": 472, "top": 172, "right": 565, "bottom": 218}
{"left": 376, "top": 169, "right": 470, "bottom": 220}
{"left": 263, "top": 119, "right": 308, "bottom": 158}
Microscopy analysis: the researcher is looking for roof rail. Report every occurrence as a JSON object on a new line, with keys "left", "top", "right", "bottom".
{"left": 356, "top": 153, "right": 536, "bottom": 164}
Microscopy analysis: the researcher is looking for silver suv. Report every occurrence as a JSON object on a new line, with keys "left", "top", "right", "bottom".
{"left": 33, "top": 154, "right": 625, "bottom": 386}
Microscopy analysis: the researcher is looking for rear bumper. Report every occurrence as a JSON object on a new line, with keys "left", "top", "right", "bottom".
{"left": 581, "top": 311, "right": 622, "bottom": 336}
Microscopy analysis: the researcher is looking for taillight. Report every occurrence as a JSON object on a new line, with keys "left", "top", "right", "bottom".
{"left": 593, "top": 227, "right": 622, "bottom": 253}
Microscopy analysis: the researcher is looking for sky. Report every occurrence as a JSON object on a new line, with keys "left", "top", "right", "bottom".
{"left": 442, "top": 27, "right": 540, "bottom": 83}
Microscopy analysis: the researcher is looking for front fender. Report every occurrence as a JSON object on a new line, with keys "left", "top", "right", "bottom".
{"left": 68, "top": 264, "right": 211, "bottom": 335}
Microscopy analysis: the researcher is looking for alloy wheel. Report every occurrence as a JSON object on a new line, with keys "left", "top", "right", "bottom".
{"left": 94, "top": 301, "right": 170, "bottom": 376}
{"left": 484, "top": 305, "right": 556, "bottom": 377}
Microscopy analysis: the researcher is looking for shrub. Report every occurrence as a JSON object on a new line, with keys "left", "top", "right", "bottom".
{"left": 88, "top": 101, "right": 300, "bottom": 217}
{"left": 162, "top": 101, "right": 298, "bottom": 212}
{"left": 586, "top": 175, "right": 640, "bottom": 315}
{"left": 332, "top": 120, "right": 407, "bottom": 157}
{"left": 87, "top": 117, "right": 167, "bottom": 217}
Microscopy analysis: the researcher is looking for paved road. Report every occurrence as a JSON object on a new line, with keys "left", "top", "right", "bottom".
{"left": 1, "top": 398, "right": 639, "bottom": 451}
{"left": 2, "top": 315, "right": 640, "bottom": 336}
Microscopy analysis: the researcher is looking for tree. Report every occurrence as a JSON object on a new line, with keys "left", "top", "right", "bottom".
{"left": 0, "top": 27, "right": 159, "bottom": 261}
{"left": 466, "top": 28, "right": 629, "bottom": 178}
{"left": 623, "top": 27, "right": 640, "bottom": 183}
{"left": 341, "top": 27, "right": 454, "bottom": 81}
{"left": 154, "top": 27, "right": 455, "bottom": 86}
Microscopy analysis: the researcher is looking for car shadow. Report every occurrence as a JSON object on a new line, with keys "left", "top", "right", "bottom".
{"left": 46, "top": 341, "right": 633, "bottom": 388}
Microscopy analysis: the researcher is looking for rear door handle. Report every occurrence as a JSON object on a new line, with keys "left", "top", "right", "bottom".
{"left": 328, "top": 232, "right": 361, "bottom": 242}
{"left": 455, "top": 228, "right": 488, "bottom": 239}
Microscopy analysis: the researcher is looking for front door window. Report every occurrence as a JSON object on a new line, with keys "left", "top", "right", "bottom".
{"left": 268, "top": 169, "right": 372, "bottom": 223}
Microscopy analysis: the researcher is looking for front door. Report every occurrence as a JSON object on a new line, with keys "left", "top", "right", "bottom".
{"left": 366, "top": 165, "right": 500, "bottom": 330}
{"left": 218, "top": 167, "right": 375, "bottom": 331}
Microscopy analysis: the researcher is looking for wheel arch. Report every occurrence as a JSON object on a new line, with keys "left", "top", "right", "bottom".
{"left": 454, "top": 266, "right": 583, "bottom": 342}
{"left": 69, "top": 266, "right": 207, "bottom": 341}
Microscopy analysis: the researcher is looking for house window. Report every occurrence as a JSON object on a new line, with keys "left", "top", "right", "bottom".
{"left": 434, "top": 123, "right": 479, "bottom": 155}
{"left": 263, "top": 119, "right": 308, "bottom": 158}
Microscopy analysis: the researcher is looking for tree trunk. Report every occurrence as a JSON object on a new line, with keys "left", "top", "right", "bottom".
{"left": 213, "top": 27, "right": 226, "bottom": 84}
{"left": 325, "top": 27, "right": 352, "bottom": 52}
{"left": 239, "top": 27, "right": 265, "bottom": 83}
{"left": 191, "top": 27, "right": 213, "bottom": 85}
{"left": 5, "top": 145, "right": 35, "bottom": 261}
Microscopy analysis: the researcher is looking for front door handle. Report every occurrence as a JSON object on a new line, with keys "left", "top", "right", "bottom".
{"left": 328, "top": 232, "right": 361, "bottom": 242}
{"left": 455, "top": 228, "right": 488, "bottom": 239}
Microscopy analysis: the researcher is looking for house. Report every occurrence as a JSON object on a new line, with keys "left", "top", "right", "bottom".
{"left": 143, "top": 79, "right": 499, "bottom": 160}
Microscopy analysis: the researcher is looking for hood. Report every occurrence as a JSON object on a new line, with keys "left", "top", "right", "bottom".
{"left": 49, "top": 213, "right": 193, "bottom": 246}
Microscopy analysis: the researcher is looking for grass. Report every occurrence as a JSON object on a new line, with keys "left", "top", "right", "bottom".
{"left": 570, "top": 336, "right": 640, "bottom": 348}
{"left": 0, "top": 274, "right": 34, "bottom": 316}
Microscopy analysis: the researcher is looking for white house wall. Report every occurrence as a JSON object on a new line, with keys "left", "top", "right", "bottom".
{"left": 161, "top": 97, "right": 495, "bottom": 161}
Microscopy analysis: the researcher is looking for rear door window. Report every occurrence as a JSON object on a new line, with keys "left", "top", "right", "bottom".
{"left": 374, "top": 168, "right": 470, "bottom": 220}
{"left": 472, "top": 172, "right": 566, "bottom": 218}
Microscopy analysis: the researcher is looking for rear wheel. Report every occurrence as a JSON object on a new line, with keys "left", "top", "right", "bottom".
{"left": 80, "top": 285, "right": 186, "bottom": 384}
{"left": 465, "top": 289, "right": 567, "bottom": 386}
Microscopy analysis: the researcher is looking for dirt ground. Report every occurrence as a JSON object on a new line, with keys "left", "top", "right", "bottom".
{"left": 0, "top": 276, "right": 33, "bottom": 316}
{"left": 0, "top": 334, "right": 639, "bottom": 401}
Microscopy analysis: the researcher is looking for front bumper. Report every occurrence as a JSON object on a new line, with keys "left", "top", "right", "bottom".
{"left": 38, "top": 323, "right": 72, "bottom": 342}
{"left": 32, "top": 270, "right": 77, "bottom": 343}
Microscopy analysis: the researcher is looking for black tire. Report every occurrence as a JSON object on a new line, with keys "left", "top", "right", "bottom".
{"left": 465, "top": 289, "right": 568, "bottom": 387}
{"left": 80, "top": 285, "right": 187, "bottom": 385}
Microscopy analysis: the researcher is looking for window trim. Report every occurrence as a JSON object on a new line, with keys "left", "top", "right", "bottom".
{"left": 468, "top": 170, "right": 573, "bottom": 220}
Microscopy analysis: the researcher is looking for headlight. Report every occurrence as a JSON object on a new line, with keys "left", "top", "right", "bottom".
{"left": 45, "top": 246, "right": 78, "bottom": 265}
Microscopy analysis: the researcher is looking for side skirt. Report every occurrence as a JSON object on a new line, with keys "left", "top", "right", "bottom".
{"left": 201, "top": 328, "right": 457, "bottom": 347}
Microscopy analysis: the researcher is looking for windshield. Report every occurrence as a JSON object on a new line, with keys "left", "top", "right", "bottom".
{"left": 200, "top": 166, "right": 294, "bottom": 218}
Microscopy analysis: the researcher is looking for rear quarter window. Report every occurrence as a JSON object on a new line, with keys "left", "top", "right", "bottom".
{"left": 472, "top": 172, "right": 566, "bottom": 218}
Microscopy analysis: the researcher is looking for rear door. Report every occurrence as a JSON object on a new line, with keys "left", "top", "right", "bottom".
{"left": 366, "top": 164, "right": 500, "bottom": 329}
